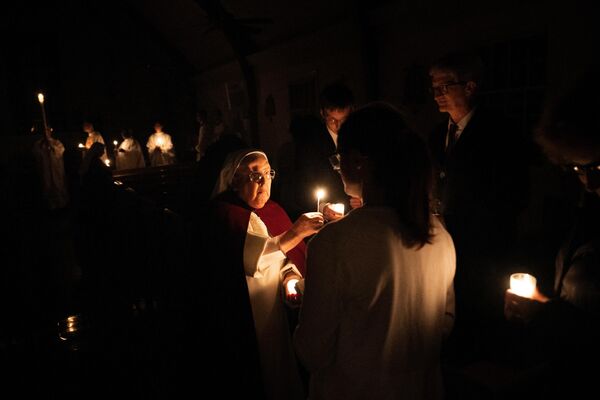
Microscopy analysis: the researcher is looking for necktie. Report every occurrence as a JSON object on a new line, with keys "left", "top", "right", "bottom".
{"left": 446, "top": 123, "right": 458, "bottom": 153}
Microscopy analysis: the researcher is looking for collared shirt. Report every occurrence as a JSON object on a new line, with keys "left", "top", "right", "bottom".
{"left": 445, "top": 108, "right": 476, "bottom": 149}
{"left": 326, "top": 126, "right": 338, "bottom": 148}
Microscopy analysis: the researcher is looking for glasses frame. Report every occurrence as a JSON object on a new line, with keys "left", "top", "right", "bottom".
{"left": 430, "top": 81, "right": 467, "bottom": 96}
{"left": 248, "top": 169, "right": 276, "bottom": 183}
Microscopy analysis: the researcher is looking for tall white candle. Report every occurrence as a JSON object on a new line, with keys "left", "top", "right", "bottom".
{"left": 315, "top": 188, "right": 325, "bottom": 212}
{"left": 37, "top": 93, "right": 48, "bottom": 132}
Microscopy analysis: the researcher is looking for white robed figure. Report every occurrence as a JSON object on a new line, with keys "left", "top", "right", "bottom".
{"left": 32, "top": 127, "right": 69, "bottom": 210}
{"left": 116, "top": 131, "right": 145, "bottom": 170}
{"left": 146, "top": 122, "right": 175, "bottom": 167}
{"left": 211, "top": 149, "right": 324, "bottom": 399}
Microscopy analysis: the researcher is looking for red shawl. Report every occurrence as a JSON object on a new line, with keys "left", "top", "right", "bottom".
{"left": 213, "top": 191, "right": 307, "bottom": 275}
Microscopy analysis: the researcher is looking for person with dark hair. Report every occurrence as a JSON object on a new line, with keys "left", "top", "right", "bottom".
{"left": 146, "top": 121, "right": 175, "bottom": 166}
{"left": 294, "top": 82, "right": 359, "bottom": 216}
{"left": 504, "top": 71, "right": 600, "bottom": 396}
{"left": 427, "top": 51, "right": 530, "bottom": 363}
{"left": 115, "top": 129, "right": 145, "bottom": 170}
{"left": 294, "top": 103, "right": 456, "bottom": 399}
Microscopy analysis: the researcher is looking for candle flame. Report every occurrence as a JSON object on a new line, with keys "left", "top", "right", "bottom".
{"left": 105, "top": 159, "right": 111, "bottom": 167}
{"left": 78, "top": 143, "right": 84, "bottom": 148}
{"left": 510, "top": 273, "right": 536, "bottom": 298}
{"left": 315, "top": 188, "right": 325, "bottom": 200}
{"left": 37, "top": 93, "right": 44, "bottom": 104}
{"left": 286, "top": 279, "right": 300, "bottom": 295}
{"left": 113, "top": 140, "right": 118, "bottom": 146}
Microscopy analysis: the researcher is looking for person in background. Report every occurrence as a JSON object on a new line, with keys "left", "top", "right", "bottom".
{"left": 83, "top": 121, "right": 107, "bottom": 163}
{"left": 146, "top": 121, "right": 176, "bottom": 167}
{"left": 427, "top": 51, "right": 530, "bottom": 364}
{"left": 294, "top": 83, "right": 362, "bottom": 215}
{"left": 294, "top": 103, "right": 456, "bottom": 399}
{"left": 115, "top": 129, "right": 145, "bottom": 170}
{"left": 32, "top": 126, "right": 69, "bottom": 210}
{"left": 504, "top": 69, "right": 600, "bottom": 397}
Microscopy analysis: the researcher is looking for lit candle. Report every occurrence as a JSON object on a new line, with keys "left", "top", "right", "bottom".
{"left": 315, "top": 188, "right": 325, "bottom": 212}
{"left": 156, "top": 136, "right": 164, "bottom": 148}
{"left": 113, "top": 140, "right": 118, "bottom": 146}
{"left": 78, "top": 143, "right": 85, "bottom": 148}
{"left": 105, "top": 159, "right": 111, "bottom": 167}
{"left": 37, "top": 93, "right": 48, "bottom": 132}
{"left": 330, "top": 203, "right": 345, "bottom": 215}
{"left": 286, "top": 278, "right": 299, "bottom": 295}
{"left": 510, "top": 273, "right": 537, "bottom": 298}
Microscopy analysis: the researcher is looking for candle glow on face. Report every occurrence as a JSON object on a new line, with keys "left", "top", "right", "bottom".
{"left": 37, "top": 93, "right": 44, "bottom": 104}
{"left": 510, "top": 273, "right": 537, "bottom": 298}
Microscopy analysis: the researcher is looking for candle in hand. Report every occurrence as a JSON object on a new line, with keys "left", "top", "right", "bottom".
{"left": 330, "top": 203, "right": 345, "bottom": 215}
{"left": 315, "top": 188, "right": 325, "bottom": 212}
{"left": 286, "top": 279, "right": 299, "bottom": 295}
{"left": 510, "top": 273, "right": 537, "bottom": 298}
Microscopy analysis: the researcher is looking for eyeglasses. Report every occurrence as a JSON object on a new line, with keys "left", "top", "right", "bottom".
{"left": 566, "top": 161, "right": 600, "bottom": 176}
{"left": 328, "top": 153, "right": 341, "bottom": 171}
{"left": 430, "top": 81, "right": 466, "bottom": 96}
{"left": 248, "top": 170, "right": 276, "bottom": 183}
{"left": 324, "top": 116, "right": 347, "bottom": 127}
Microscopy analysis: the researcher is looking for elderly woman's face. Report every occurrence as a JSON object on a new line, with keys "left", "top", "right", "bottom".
{"left": 234, "top": 156, "right": 273, "bottom": 209}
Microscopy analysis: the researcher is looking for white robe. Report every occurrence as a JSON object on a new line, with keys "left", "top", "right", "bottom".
{"left": 243, "top": 212, "right": 305, "bottom": 400}
{"left": 116, "top": 138, "right": 145, "bottom": 170}
{"left": 32, "top": 137, "right": 69, "bottom": 209}
{"left": 146, "top": 132, "right": 175, "bottom": 166}
{"left": 294, "top": 207, "right": 456, "bottom": 400}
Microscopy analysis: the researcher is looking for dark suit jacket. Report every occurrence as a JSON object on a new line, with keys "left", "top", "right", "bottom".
{"left": 429, "top": 106, "right": 530, "bottom": 323}
{"left": 294, "top": 124, "right": 348, "bottom": 215}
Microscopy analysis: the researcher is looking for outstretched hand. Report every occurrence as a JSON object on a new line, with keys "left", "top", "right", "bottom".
{"left": 291, "top": 212, "right": 324, "bottom": 239}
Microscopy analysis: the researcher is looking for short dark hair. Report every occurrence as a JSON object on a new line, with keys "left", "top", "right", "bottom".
{"left": 430, "top": 51, "right": 484, "bottom": 85}
{"left": 535, "top": 67, "right": 600, "bottom": 163}
{"left": 319, "top": 83, "right": 354, "bottom": 111}
{"left": 338, "top": 102, "right": 433, "bottom": 248}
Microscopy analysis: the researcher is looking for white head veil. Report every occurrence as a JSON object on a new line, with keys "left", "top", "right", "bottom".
{"left": 211, "top": 149, "right": 269, "bottom": 199}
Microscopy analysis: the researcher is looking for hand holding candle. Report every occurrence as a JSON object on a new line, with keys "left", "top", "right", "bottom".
{"left": 323, "top": 203, "right": 345, "bottom": 222}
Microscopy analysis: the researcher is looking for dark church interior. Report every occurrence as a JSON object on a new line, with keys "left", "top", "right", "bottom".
{"left": 1, "top": 0, "right": 598, "bottom": 398}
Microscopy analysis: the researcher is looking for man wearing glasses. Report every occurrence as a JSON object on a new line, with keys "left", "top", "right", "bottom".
{"left": 428, "top": 52, "right": 530, "bottom": 366}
